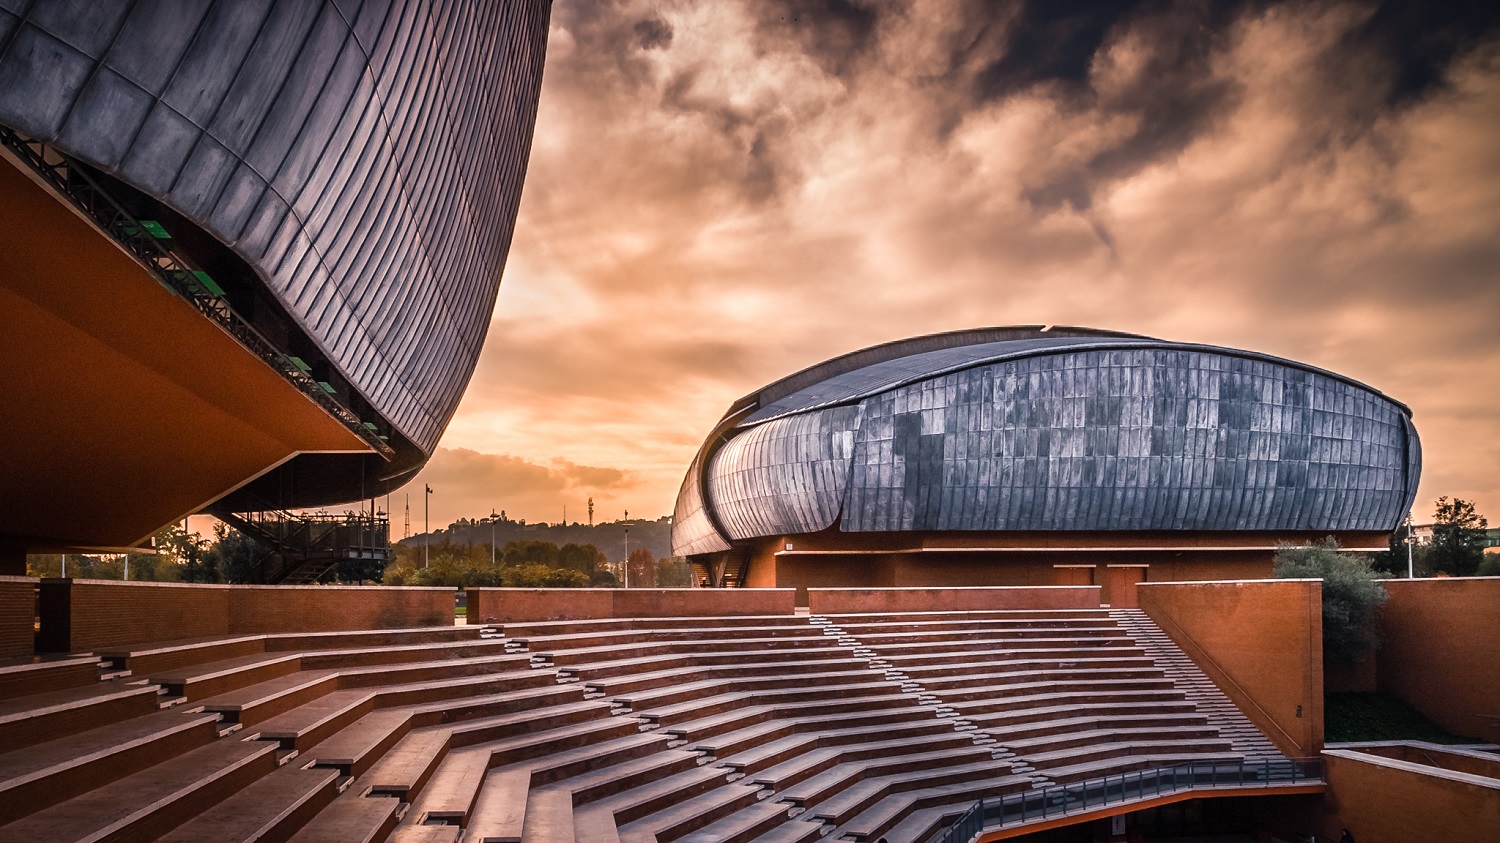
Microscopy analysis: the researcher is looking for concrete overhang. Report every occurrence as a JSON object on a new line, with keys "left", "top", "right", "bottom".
{"left": 0, "top": 148, "right": 369, "bottom": 553}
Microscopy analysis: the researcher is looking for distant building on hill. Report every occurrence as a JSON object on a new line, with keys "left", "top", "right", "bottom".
{"left": 672, "top": 326, "right": 1421, "bottom": 604}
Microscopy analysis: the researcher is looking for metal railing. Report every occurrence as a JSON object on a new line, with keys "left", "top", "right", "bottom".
{"left": 0, "top": 127, "right": 393, "bottom": 459}
{"left": 936, "top": 758, "right": 1324, "bottom": 843}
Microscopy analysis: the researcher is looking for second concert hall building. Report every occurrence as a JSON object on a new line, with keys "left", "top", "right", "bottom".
{"left": 672, "top": 327, "right": 1421, "bottom": 605}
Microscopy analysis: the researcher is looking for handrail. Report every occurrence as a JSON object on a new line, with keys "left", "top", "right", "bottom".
{"left": 1133, "top": 596, "right": 1307, "bottom": 756}
{"left": 936, "top": 757, "right": 1324, "bottom": 843}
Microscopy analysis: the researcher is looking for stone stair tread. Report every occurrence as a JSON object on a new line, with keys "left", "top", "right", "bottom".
{"left": 463, "top": 765, "right": 533, "bottom": 841}
{"left": 148, "top": 652, "right": 302, "bottom": 686}
{"left": 745, "top": 818, "right": 827, "bottom": 843}
{"left": 0, "top": 681, "right": 170, "bottom": 754}
{"left": 676, "top": 797, "right": 796, "bottom": 843}
{"left": 589, "top": 762, "right": 732, "bottom": 819}
{"left": 388, "top": 824, "right": 464, "bottom": 843}
{"left": 0, "top": 737, "right": 278, "bottom": 842}
{"left": 0, "top": 677, "right": 159, "bottom": 727}
{"left": 410, "top": 747, "right": 493, "bottom": 824}
{"left": 806, "top": 759, "right": 1014, "bottom": 823}
{"left": 303, "top": 708, "right": 413, "bottom": 775}
{"left": 835, "top": 775, "right": 1034, "bottom": 841}
{"left": 557, "top": 746, "right": 700, "bottom": 804}
{"left": 155, "top": 763, "right": 340, "bottom": 842}
{"left": 614, "top": 781, "right": 763, "bottom": 842}
{"left": 284, "top": 793, "right": 401, "bottom": 843}
{"left": 519, "top": 786, "right": 575, "bottom": 843}
{"left": 0, "top": 706, "right": 217, "bottom": 784}
{"left": 252, "top": 689, "right": 374, "bottom": 742}
{"left": 1024, "top": 738, "right": 1234, "bottom": 767}
{"left": 362, "top": 728, "right": 453, "bottom": 798}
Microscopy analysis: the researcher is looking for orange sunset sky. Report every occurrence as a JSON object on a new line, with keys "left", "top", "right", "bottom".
{"left": 403, "top": 1, "right": 1500, "bottom": 531}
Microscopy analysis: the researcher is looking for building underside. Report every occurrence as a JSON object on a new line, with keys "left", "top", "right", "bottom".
{"left": 0, "top": 0, "right": 551, "bottom": 572}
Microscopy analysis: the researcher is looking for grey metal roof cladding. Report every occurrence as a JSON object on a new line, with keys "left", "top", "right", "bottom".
{"left": 740, "top": 333, "right": 1410, "bottom": 428}
{"left": 0, "top": 0, "right": 550, "bottom": 457}
{"left": 672, "top": 328, "right": 1422, "bottom": 555}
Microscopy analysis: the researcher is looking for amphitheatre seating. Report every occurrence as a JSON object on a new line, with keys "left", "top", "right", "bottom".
{"left": 0, "top": 604, "right": 1287, "bottom": 843}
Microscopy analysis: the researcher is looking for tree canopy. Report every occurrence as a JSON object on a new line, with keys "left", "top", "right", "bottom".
{"left": 1426, "top": 497, "right": 1488, "bottom": 577}
{"left": 1274, "top": 539, "right": 1387, "bottom": 666}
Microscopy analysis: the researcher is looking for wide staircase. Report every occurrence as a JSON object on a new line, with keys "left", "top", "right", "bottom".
{"left": 0, "top": 609, "right": 1291, "bottom": 843}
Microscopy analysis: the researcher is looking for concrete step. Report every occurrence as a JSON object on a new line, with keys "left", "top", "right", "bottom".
{"left": 0, "top": 736, "right": 278, "bottom": 842}
{"left": 0, "top": 708, "right": 220, "bottom": 824}
{"left": 196, "top": 669, "right": 339, "bottom": 727}
{"left": 304, "top": 708, "right": 414, "bottom": 777}
{"left": 150, "top": 653, "right": 304, "bottom": 701}
{"left": 834, "top": 775, "right": 1035, "bottom": 842}
{"left": 0, "top": 677, "right": 161, "bottom": 749}
{"left": 155, "top": 763, "right": 340, "bottom": 842}
{"left": 361, "top": 728, "right": 453, "bottom": 799}
{"left": 284, "top": 793, "right": 401, "bottom": 843}
{"left": 617, "top": 781, "right": 764, "bottom": 842}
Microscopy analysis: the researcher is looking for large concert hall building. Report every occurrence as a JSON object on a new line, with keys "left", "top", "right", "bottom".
{"left": 673, "top": 327, "right": 1422, "bottom": 605}
{"left": 0, "top": 0, "right": 550, "bottom": 572}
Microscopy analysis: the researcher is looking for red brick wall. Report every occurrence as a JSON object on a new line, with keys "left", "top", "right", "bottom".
{"left": 36, "top": 581, "right": 454, "bottom": 651}
{"left": 227, "top": 586, "right": 452, "bottom": 633}
{"left": 611, "top": 588, "right": 795, "bottom": 617}
{"left": 38, "top": 579, "right": 231, "bottom": 652}
{"left": 466, "top": 589, "right": 615, "bottom": 623}
{"left": 1138, "top": 579, "right": 1323, "bottom": 759}
{"left": 1377, "top": 578, "right": 1500, "bottom": 742}
{"left": 807, "top": 586, "right": 1102, "bottom": 615}
{"left": 465, "top": 588, "right": 797, "bottom": 623}
{"left": 1320, "top": 748, "right": 1500, "bottom": 842}
{"left": 0, "top": 576, "right": 37, "bottom": 659}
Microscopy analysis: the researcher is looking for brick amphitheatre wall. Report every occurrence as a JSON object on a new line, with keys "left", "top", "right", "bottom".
{"left": 1319, "top": 748, "right": 1500, "bottom": 841}
{"left": 805, "top": 585, "right": 1102, "bottom": 614}
{"left": 0, "top": 576, "right": 37, "bottom": 659}
{"left": 1376, "top": 577, "right": 1500, "bottom": 742}
{"left": 1138, "top": 579, "right": 1324, "bottom": 759}
{"left": 35, "top": 579, "right": 454, "bottom": 652}
{"left": 465, "top": 588, "right": 797, "bottom": 623}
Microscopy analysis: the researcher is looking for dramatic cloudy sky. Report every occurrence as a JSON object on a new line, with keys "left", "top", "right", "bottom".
{"left": 405, "top": 0, "right": 1500, "bottom": 530}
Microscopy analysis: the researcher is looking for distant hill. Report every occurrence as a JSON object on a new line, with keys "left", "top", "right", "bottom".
{"left": 398, "top": 516, "right": 674, "bottom": 562}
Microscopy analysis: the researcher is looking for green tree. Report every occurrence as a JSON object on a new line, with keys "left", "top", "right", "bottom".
{"left": 655, "top": 556, "right": 692, "bottom": 588}
{"left": 1274, "top": 539, "right": 1387, "bottom": 666}
{"left": 558, "top": 543, "right": 606, "bottom": 577}
{"left": 201, "top": 523, "right": 264, "bottom": 583}
{"left": 502, "top": 540, "right": 560, "bottom": 569}
{"left": 1370, "top": 528, "right": 1412, "bottom": 577}
{"left": 627, "top": 547, "right": 656, "bottom": 588}
{"left": 1426, "top": 497, "right": 1488, "bottom": 577}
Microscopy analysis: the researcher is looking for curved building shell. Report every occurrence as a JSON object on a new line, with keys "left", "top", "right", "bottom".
{"left": 0, "top": 0, "right": 550, "bottom": 557}
{"left": 673, "top": 327, "right": 1421, "bottom": 597}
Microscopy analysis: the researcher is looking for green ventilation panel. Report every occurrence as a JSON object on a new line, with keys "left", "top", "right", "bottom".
{"left": 139, "top": 220, "right": 170, "bottom": 238}
{"left": 288, "top": 356, "right": 313, "bottom": 372}
{"left": 191, "top": 270, "right": 225, "bottom": 296}
{"left": 363, "top": 422, "right": 378, "bottom": 430}
{"left": 318, "top": 381, "right": 337, "bottom": 394}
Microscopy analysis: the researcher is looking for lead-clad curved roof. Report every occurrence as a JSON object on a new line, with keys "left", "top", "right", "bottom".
{"left": 0, "top": 0, "right": 549, "bottom": 456}
{"left": 671, "top": 328, "right": 1422, "bottom": 555}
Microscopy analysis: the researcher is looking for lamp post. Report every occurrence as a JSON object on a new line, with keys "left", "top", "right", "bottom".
{"left": 424, "top": 484, "right": 432, "bottom": 569}
{"left": 1406, "top": 514, "right": 1415, "bottom": 579}
{"left": 491, "top": 509, "right": 496, "bottom": 568}
{"left": 623, "top": 527, "right": 631, "bottom": 589}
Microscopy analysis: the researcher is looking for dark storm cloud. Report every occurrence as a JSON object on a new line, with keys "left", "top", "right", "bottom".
{"left": 634, "top": 16, "right": 673, "bottom": 51}
{"left": 1343, "top": 0, "right": 1500, "bottom": 104}
{"left": 755, "top": 0, "right": 881, "bottom": 77}
{"left": 417, "top": 0, "right": 1500, "bottom": 527}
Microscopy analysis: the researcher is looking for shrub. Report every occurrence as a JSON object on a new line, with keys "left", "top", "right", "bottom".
{"left": 1274, "top": 539, "right": 1387, "bottom": 666}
